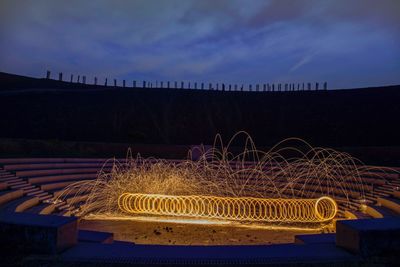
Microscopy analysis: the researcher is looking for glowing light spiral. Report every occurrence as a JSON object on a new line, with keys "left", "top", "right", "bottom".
{"left": 118, "top": 193, "right": 337, "bottom": 223}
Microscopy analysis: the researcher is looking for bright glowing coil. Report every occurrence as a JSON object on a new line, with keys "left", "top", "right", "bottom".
{"left": 118, "top": 193, "right": 337, "bottom": 223}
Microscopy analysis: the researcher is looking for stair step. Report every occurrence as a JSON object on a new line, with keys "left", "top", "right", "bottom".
{"left": 23, "top": 187, "right": 41, "bottom": 194}
{"left": 6, "top": 180, "right": 26, "bottom": 186}
{"left": 0, "top": 177, "right": 20, "bottom": 182}
{"left": 10, "top": 183, "right": 31, "bottom": 189}
{"left": 377, "top": 197, "right": 400, "bottom": 214}
{"left": 0, "top": 174, "right": 14, "bottom": 178}
{"left": 365, "top": 205, "right": 398, "bottom": 218}
{"left": 25, "top": 203, "right": 56, "bottom": 215}
{"left": 39, "top": 195, "right": 53, "bottom": 201}
{"left": 56, "top": 204, "right": 70, "bottom": 210}
{"left": 26, "top": 190, "right": 45, "bottom": 196}
{"left": 35, "top": 192, "right": 50, "bottom": 197}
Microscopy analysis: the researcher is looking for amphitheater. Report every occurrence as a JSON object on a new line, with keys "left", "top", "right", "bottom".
{"left": 1, "top": 156, "right": 400, "bottom": 266}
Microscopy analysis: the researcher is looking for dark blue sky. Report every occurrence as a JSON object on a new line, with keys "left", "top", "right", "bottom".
{"left": 1, "top": 0, "right": 399, "bottom": 89}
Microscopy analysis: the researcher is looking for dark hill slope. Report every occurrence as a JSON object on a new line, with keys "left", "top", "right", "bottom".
{"left": 0, "top": 72, "right": 399, "bottom": 147}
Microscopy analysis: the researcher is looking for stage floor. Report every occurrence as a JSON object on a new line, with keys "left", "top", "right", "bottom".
{"left": 79, "top": 216, "right": 321, "bottom": 245}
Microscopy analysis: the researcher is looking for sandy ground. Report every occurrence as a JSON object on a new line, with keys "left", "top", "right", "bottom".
{"left": 79, "top": 217, "right": 322, "bottom": 245}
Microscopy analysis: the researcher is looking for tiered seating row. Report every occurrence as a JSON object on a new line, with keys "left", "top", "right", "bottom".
{"left": 1, "top": 159, "right": 400, "bottom": 221}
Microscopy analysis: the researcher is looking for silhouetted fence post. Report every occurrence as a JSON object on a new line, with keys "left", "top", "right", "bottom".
{"left": 209, "top": 83, "right": 212, "bottom": 90}
{"left": 188, "top": 82, "right": 191, "bottom": 89}
{"left": 167, "top": 81, "right": 170, "bottom": 88}
{"left": 181, "top": 82, "right": 184, "bottom": 89}
{"left": 113, "top": 79, "right": 117, "bottom": 87}
{"left": 201, "top": 83, "right": 204, "bottom": 90}
{"left": 302, "top": 83, "right": 305, "bottom": 91}
{"left": 249, "top": 84, "right": 252, "bottom": 91}
{"left": 133, "top": 80, "right": 136, "bottom": 88}
{"left": 174, "top": 81, "right": 177, "bottom": 88}
{"left": 77, "top": 75, "right": 80, "bottom": 83}
{"left": 234, "top": 84, "right": 238, "bottom": 91}
{"left": 105, "top": 78, "right": 108, "bottom": 87}
{"left": 46, "top": 70, "right": 51, "bottom": 79}
{"left": 94, "top": 77, "right": 97, "bottom": 85}
{"left": 316, "top": 82, "right": 319, "bottom": 91}
{"left": 58, "top": 72, "right": 63, "bottom": 81}
{"left": 82, "top": 76, "right": 86, "bottom": 84}
{"left": 324, "top": 82, "right": 327, "bottom": 90}
{"left": 143, "top": 81, "right": 146, "bottom": 88}
{"left": 307, "top": 83, "right": 311, "bottom": 90}
{"left": 123, "top": 80, "right": 126, "bottom": 87}
{"left": 160, "top": 81, "right": 163, "bottom": 88}
{"left": 70, "top": 74, "right": 73, "bottom": 83}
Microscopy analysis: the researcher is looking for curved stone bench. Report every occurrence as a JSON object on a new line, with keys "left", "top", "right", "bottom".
{"left": 0, "top": 189, "right": 23, "bottom": 206}
{"left": 25, "top": 203, "right": 56, "bottom": 215}
{"left": 377, "top": 197, "right": 400, "bottom": 214}
{"left": 28, "top": 173, "right": 98, "bottom": 184}
{"left": 0, "top": 196, "right": 39, "bottom": 213}
{"left": 15, "top": 167, "right": 112, "bottom": 178}
{"left": 364, "top": 205, "right": 398, "bottom": 218}
{"left": 39, "top": 178, "right": 95, "bottom": 191}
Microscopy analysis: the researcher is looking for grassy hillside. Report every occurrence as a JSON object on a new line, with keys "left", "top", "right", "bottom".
{"left": 0, "top": 72, "right": 399, "bottom": 150}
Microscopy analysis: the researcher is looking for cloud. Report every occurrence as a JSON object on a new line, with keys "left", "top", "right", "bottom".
{"left": 0, "top": 0, "right": 399, "bottom": 88}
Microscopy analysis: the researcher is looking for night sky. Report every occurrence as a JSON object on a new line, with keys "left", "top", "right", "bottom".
{"left": 0, "top": 0, "right": 399, "bottom": 89}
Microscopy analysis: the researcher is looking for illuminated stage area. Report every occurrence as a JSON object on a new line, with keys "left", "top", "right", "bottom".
{"left": 118, "top": 193, "right": 337, "bottom": 224}
{"left": 79, "top": 215, "right": 321, "bottom": 246}
{"left": 55, "top": 133, "right": 397, "bottom": 233}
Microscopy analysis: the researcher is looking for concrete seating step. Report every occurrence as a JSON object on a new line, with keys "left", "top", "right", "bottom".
{"left": 0, "top": 174, "right": 14, "bottom": 178}
{"left": 23, "top": 187, "right": 42, "bottom": 194}
{"left": 28, "top": 173, "right": 98, "bottom": 184}
{"left": 391, "top": 181, "right": 400, "bottom": 187}
{"left": 39, "top": 195, "right": 53, "bottom": 201}
{"left": 66, "top": 194, "right": 88, "bottom": 205}
{"left": 16, "top": 167, "right": 111, "bottom": 178}
{"left": 0, "top": 189, "right": 24, "bottom": 206}
{"left": 35, "top": 192, "right": 50, "bottom": 197}
{"left": 26, "top": 190, "right": 45, "bottom": 196}
{"left": 0, "top": 177, "right": 20, "bottom": 182}
{"left": 6, "top": 180, "right": 26, "bottom": 186}
{"left": 56, "top": 209, "right": 72, "bottom": 217}
{"left": 10, "top": 183, "right": 32, "bottom": 189}
{"left": 0, "top": 195, "right": 39, "bottom": 213}
{"left": 377, "top": 197, "right": 400, "bottom": 214}
{"left": 52, "top": 186, "right": 87, "bottom": 198}
{"left": 25, "top": 203, "right": 56, "bottom": 215}
{"left": 374, "top": 188, "right": 392, "bottom": 194}
{"left": 39, "top": 178, "right": 94, "bottom": 191}
{"left": 56, "top": 203, "right": 71, "bottom": 211}
{"left": 344, "top": 210, "right": 372, "bottom": 219}
{"left": 365, "top": 205, "right": 399, "bottom": 218}
{"left": 0, "top": 182, "right": 7, "bottom": 191}
{"left": 3, "top": 162, "right": 114, "bottom": 171}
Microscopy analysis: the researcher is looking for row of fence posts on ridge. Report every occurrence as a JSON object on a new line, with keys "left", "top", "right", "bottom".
{"left": 46, "top": 70, "right": 328, "bottom": 91}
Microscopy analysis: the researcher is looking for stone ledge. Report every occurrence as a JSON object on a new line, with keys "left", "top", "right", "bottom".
{"left": 336, "top": 218, "right": 400, "bottom": 257}
{"left": 0, "top": 212, "right": 77, "bottom": 254}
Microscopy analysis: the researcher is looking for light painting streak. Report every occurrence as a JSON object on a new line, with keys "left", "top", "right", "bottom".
{"left": 118, "top": 193, "right": 337, "bottom": 223}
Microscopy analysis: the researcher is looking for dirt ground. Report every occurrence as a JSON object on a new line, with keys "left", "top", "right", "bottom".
{"left": 79, "top": 217, "right": 322, "bottom": 245}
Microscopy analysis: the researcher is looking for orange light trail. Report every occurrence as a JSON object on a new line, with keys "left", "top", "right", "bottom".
{"left": 118, "top": 193, "right": 337, "bottom": 223}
